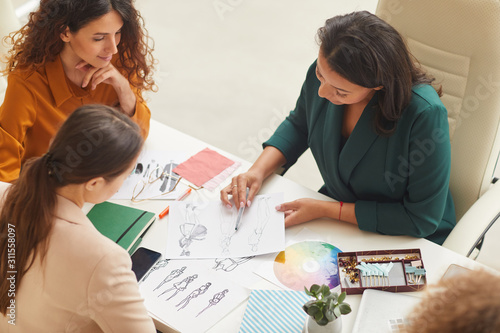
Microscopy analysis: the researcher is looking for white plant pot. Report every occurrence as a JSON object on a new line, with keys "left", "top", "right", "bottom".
{"left": 303, "top": 316, "right": 342, "bottom": 333}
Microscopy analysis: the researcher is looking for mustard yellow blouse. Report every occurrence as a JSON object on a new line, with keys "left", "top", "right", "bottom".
{"left": 0, "top": 55, "right": 151, "bottom": 182}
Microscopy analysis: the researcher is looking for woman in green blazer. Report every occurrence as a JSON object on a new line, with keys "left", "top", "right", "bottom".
{"left": 221, "top": 11, "right": 456, "bottom": 244}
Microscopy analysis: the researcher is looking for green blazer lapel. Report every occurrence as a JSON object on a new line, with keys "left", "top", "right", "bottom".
{"left": 319, "top": 102, "right": 342, "bottom": 179}
{"left": 319, "top": 103, "right": 357, "bottom": 200}
{"left": 339, "top": 96, "right": 379, "bottom": 184}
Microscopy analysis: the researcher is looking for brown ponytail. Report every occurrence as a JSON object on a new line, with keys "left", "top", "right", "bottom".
{"left": 0, "top": 104, "right": 143, "bottom": 314}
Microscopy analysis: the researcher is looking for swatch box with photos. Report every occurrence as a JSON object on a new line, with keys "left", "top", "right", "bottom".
{"left": 337, "top": 248, "right": 426, "bottom": 294}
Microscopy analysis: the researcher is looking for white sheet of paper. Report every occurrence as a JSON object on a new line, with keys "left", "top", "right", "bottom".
{"left": 112, "top": 150, "right": 186, "bottom": 200}
{"left": 139, "top": 259, "right": 250, "bottom": 333}
{"left": 165, "top": 193, "right": 285, "bottom": 259}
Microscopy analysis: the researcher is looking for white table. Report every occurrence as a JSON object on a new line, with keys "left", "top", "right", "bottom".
{"left": 114, "top": 120, "right": 486, "bottom": 333}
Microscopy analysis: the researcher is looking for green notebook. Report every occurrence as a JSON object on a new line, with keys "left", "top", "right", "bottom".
{"left": 87, "top": 201, "right": 156, "bottom": 255}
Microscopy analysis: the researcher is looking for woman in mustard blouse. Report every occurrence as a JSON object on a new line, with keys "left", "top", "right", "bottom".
{"left": 0, "top": 0, "right": 156, "bottom": 183}
{"left": 221, "top": 11, "right": 456, "bottom": 244}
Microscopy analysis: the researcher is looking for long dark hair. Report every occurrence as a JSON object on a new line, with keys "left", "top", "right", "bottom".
{"left": 2, "top": 0, "right": 156, "bottom": 94}
{"left": 317, "top": 11, "right": 441, "bottom": 135}
{"left": 0, "top": 104, "right": 144, "bottom": 314}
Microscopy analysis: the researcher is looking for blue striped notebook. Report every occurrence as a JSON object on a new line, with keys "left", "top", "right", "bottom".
{"left": 239, "top": 289, "right": 310, "bottom": 333}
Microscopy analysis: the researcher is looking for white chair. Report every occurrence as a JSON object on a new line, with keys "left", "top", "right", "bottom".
{"left": 0, "top": 0, "right": 20, "bottom": 102}
{"left": 375, "top": 0, "right": 500, "bottom": 268}
{"left": 444, "top": 182, "right": 500, "bottom": 269}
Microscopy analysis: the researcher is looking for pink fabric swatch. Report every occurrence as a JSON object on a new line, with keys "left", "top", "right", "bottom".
{"left": 202, "top": 161, "right": 241, "bottom": 191}
{"left": 173, "top": 148, "right": 236, "bottom": 187}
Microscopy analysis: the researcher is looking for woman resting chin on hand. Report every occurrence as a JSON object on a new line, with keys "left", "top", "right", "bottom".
{"left": 0, "top": 0, "right": 156, "bottom": 183}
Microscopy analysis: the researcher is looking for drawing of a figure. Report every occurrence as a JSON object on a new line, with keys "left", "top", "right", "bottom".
{"left": 213, "top": 256, "right": 254, "bottom": 272}
{"left": 248, "top": 196, "right": 271, "bottom": 251}
{"left": 159, "top": 160, "right": 179, "bottom": 192}
{"left": 134, "top": 163, "right": 143, "bottom": 174}
{"left": 196, "top": 289, "right": 229, "bottom": 317}
{"left": 175, "top": 282, "right": 212, "bottom": 311}
{"left": 142, "top": 259, "right": 169, "bottom": 282}
{"left": 159, "top": 274, "right": 198, "bottom": 300}
{"left": 154, "top": 266, "right": 186, "bottom": 292}
{"left": 154, "top": 163, "right": 160, "bottom": 178}
{"left": 219, "top": 204, "right": 237, "bottom": 255}
{"left": 179, "top": 204, "right": 208, "bottom": 256}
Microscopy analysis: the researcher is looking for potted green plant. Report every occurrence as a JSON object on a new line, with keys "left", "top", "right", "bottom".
{"left": 302, "top": 284, "right": 351, "bottom": 333}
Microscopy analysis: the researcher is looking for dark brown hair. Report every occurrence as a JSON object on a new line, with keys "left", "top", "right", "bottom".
{"left": 317, "top": 11, "right": 441, "bottom": 135}
{"left": 2, "top": 0, "right": 156, "bottom": 94}
{"left": 0, "top": 104, "right": 143, "bottom": 314}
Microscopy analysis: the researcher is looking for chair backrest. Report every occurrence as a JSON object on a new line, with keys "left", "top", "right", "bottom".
{"left": 442, "top": 181, "right": 500, "bottom": 259}
{"left": 0, "top": 0, "right": 20, "bottom": 102}
{"left": 376, "top": 0, "right": 500, "bottom": 220}
{"left": 475, "top": 211, "right": 500, "bottom": 270}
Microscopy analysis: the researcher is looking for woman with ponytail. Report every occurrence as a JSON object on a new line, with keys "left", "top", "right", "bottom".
{"left": 0, "top": 104, "right": 156, "bottom": 332}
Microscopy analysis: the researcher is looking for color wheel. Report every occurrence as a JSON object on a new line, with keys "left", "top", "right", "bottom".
{"left": 273, "top": 241, "right": 342, "bottom": 291}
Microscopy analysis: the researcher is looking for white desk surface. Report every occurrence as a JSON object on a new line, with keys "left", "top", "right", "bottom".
{"left": 111, "top": 120, "right": 485, "bottom": 333}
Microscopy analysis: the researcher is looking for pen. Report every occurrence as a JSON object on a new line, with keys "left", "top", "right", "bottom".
{"left": 159, "top": 188, "right": 192, "bottom": 219}
{"left": 176, "top": 187, "right": 192, "bottom": 201}
{"left": 158, "top": 206, "right": 170, "bottom": 219}
{"left": 234, "top": 188, "right": 249, "bottom": 231}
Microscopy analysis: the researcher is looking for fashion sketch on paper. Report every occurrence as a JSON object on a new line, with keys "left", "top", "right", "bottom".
{"left": 248, "top": 196, "right": 271, "bottom": 251}
{"left": 159, "top": 274, "right": 199, "bottom": 300}
{"left": 219, "top": 203, "right": 237, "bottom": 255}
{"left": 179, "top": 204, "right": 208, "bottom": 256}
{"left": 212, "top": 256, "right": 254, "bottom": 272}
{"left": 141, "top": 259, "right": 170, "bottom": 282}
{"left": 154, "top": 266, "right": 187, "bottom": 292}
{"left": 196, "top": 289, "right": 229, "bottom": 317}
{"left": 175, "top": 282, "right": 212, "bottom": 311}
